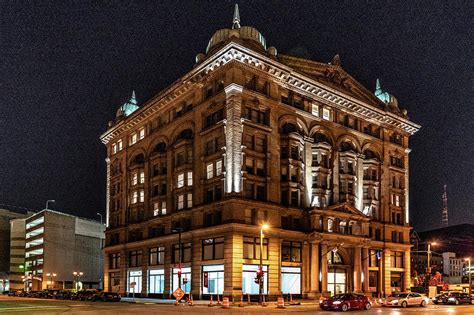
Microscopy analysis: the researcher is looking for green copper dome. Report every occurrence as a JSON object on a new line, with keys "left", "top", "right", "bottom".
{"left": 116, "top": 91, "right": 139, "bottom": 118}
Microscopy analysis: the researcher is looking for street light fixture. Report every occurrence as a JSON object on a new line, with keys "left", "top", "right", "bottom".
{"left": 465, "top": 258, "right": 471, "bottom": 295}
{"left": 259, "top": 223, "right": 269, "bottom": 305}
{"left": 73, "top": 271, "right": 84, "bottom": 291}
{"left": 45, "top": 200, "right": 55, "bottom": 210}
{"left": 46, "top": 273, "right": 57, "bottom": 289}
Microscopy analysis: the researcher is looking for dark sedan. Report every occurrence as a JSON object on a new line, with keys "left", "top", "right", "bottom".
{"left": 320, "top": 293, "right": 372, "bottom": 312}
{"left": 91, "top": 292, "right": 121, "bottom": 302}
{"left": 447, "top": 292, "right": 472, "bottom": 305}
{"left": 432, "top": 293, "right": 449, "bottom": 304}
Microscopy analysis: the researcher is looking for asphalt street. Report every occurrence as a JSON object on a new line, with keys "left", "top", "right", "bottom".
{"left": 1, "top": 296, "right": 473, "bottom": 314}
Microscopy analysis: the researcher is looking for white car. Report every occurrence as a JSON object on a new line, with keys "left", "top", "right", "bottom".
{"left": 382, "top": 292, "right": 429, "bottom": 308}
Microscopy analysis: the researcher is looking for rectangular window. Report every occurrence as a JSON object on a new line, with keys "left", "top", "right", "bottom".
{"left": 187, "top": 193, "right": 193, "bottom": 208}
{"left": 131, "top": 191, "right": 138, "bottom": 204}
{"left": 187, "top": 171, "right": 193, "bottom": 186}
{"left": 128, "top": 270, "right": 142, "bottom": 294}
{"left": 109, "top": 253, "right": 120, "bottom": 269}
{"left": 128, "top": 250, "right": 143, "bottom": 267}
{"left": 132, "top": 173, "right": 138, "bottom": 186}
{"left": 216, "top": 160, "right": 222, "bottom": 176}
{"left": 242, "top": 264, "right": 268, "bottom": 294}
{"left": 153, "top": 202, "right": 159, "bottom": 216}
{"left": 177, "top": 195, "right": 184, "bottom": 210}
{"left": 206, "top": 163, "right": 214, "bottom": 179}
{"left": 138, "top": 127, "right": 145, "bottom": 140}
{"left": 172, "top": 267, "right": 191, "bottom": 294}
{"left": 173, "top": 242, "right": 191, "bottom": 263}
{"left": 243, "top": 236, "right": 268, "bottom": 259}
{"left": 117, "top": 139, "right": 123, "bottom": 151}
{"left": 177, "top": 173, "right": 184, "bottom": 188}
{"left": 148, "top": 269, "right": 165, "bottom": 294}
{"left": 256, "top": 160, "right": 265, "bottom": 177}
{"left": 281, "top": 267, "right": 301, "bottom": 294}
{"left": 161, "top": 202, "right": 167, "bottom": 215}
{"left": 390, "top": 252, "right": 404, "bottom": 268}
{"left": 322, "top": 108, "right": 332, "bottom": 121}
{"left": 130, "top": 133, "right": 138, "bottom": 145}
{"left": 139, "top": 171, "right": 145, "bottom": 184}
{"left": 369, "top": 250, "right": 380, "bottom": 267}
{"left": 281, "top": 241, "right": 302, "bottom": 262}
{"left": 311, "top": 103, "right": 319, "bottom": 116}
{"left": 112, "top": 143, "right": 117, "bottom": 154}
{"left": 202, "top": 264, "right": 224, "bottom": 295}
{"left": 149, "top": 246, "right": 165, "bottom": 265}
{"left": 202, "top": 237, "right": 224, "bottom": 260}
{"left": 395, "top": 195, "right": 400, "bottom": 207}
{"left": 245, "top": 158, "right": 254, "bottom": 174}
{"left": 139, "top": 190, "right": 145, "bottom": 203}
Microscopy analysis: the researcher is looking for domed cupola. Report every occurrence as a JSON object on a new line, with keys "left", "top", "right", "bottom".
{"left": 116, "top": 91, "right": 139, "bottom": 119}
{"left": 205, "top": 4, "right": 268, "bottom": 55}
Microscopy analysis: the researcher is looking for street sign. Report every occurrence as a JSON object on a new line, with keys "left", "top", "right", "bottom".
{"left": 203, "top": 272, "right": 209, "bottom": 288}
{"left": 173, "top": 287, "right": 185, "bottom": 300}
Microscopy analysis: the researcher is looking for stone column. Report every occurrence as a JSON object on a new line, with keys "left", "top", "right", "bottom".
{"left": 141, "top": 247, "right": 148, "bottom": 297}
{"left": 356, "top": 156, "right": 364, "bottom": 211}
{"left": 354, "top": 246, "right": 362, "bottom": 292}
{"left": 223, "top": 83, "right": 243, "bottom": 194}
{"left": 105, "top": 158, "right": 111, "bottom": 227}
{"left": 309, "top": 242, "right": 320, "bottom": 296}
{"left": 119, "top": 249, "right": 127, "bottom": 296}
{"left": 362, "top": 247, "right": 369, "bottom": 293}
{"left": 321, "top": 244, "right": 328, "bottom": 294}
{"left": 333, "top": 152, "right": 340, "bottom": 203}
{"left": 304, "top": 140, "right": 313, "bottom": 207}
{"left": 383, "top": 249, "right": 392, "bottom": 297}
{"left": 403, "top": 249, "right": 411, "bottom": 291}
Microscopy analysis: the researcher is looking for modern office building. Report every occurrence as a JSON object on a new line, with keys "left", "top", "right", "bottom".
{"left": 10, "top": 209, "right": 105, "bottom": 291}
{"left": 101, "top": 6, "right": 420, "bottom": 299}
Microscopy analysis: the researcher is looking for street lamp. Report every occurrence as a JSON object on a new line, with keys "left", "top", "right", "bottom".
{"left": 45, "top": 200, "right": 55, "bottom": 210}
{"left": 73, "top": 271, "right": 84, "bottom": 291}
{"left": 427, "top": 242, "right": 437, "bottom": 275}
{"left": 465, "top": 258, "right": 471, "bottom": 295}
{"left": 259, "top": 223, "right": 269, "bottom": 305}
{"left": 172, "top": 227, "right": 184, "bottom": 292}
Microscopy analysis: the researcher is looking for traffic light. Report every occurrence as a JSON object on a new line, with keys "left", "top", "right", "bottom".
{"left": 177, "top": 269, "right": 182, "bottom": 277}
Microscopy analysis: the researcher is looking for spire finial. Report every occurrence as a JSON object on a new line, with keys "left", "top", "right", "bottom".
{"left": 130, "top": 90, "right": 137, "bottom": 105}
{"left": 232, "top": 4, "right": 241, "bottom": 29}
{"left": 375, "top": 79, "right": 381, "bottom": 91}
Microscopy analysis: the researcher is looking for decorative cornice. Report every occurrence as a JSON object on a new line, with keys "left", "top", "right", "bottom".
{"left": 100, "top": 41, "right": 420, "bottom": 144}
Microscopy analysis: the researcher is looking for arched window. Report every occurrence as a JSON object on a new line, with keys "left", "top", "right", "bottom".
{"left": 177, "top": 129, "right": 193, "bottom": 141}
{"left": 132, "top": 154, "right": 144, "bottom": 165}
{"left": 154, "top": 142, "right": 167, "bottom": 154}
{"left": 327, "top": 251, "right": 344, "bottom": 265}
{"left": 364, "top": 149, "right": 379, "bottom": 160}
{"left": 280, "top": 123, "right": 298, "bottom": 135}
{"left": 340, "top": 141, "right": 356, "bottom": 153}
{"left": 313, "top": 132, "right": 331, "bottom": 145}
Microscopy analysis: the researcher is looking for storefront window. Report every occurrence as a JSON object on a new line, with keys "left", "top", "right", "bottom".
{"left": 327, "top": 269, "right": 346, "bottom": 295}
{"left": 369, "top": 271, "right": 378, "bottom": 292}
{"left": 242, "top": 264, "right": 268, "bottom": 294}
{"left": 281, "top": 267, "right": 301, "bottom": 294}
{"left": 128, "top": 270, "right": 142, "bottom": 294}
{"left": 202, "top": 265, "right": 224, "bottom": 295}
{"left": 108, "top": 272, "right": 120, "bottom": 291}
{"left": 172, "top": 267, "right": 191, "bottom": 293}
{"left": 148, "top": 269, "right": 165, "bottom": 294}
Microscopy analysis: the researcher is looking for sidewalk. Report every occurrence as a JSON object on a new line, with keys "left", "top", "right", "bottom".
{"left": 121, "top": 297, "right": 318, "bottom": 306}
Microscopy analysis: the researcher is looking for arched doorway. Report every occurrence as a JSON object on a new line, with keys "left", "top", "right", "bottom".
{"left": 327, "top": 251, "right": 347, "bottom": 295}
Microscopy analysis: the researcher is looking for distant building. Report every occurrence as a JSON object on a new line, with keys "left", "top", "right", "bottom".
{"left": 100, "top": 6, "right": 420, "bottom": 299}
{"left": 0, "top": 207, "right": 33, "bottom": 292}
{"left": 442, "top": 252, "right": 463, "bottom": 284}
{"left": 10, "top": 209, "right": 105, "bottom": 291}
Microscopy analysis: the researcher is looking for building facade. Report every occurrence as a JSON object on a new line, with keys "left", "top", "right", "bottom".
{"left": 101, "top": 7, "right": 420, "bottom": 299}
{"left": 11, "top": 209, "right": 105, "bottom": 291}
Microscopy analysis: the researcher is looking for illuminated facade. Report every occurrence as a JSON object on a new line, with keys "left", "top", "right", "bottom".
{"left": 101, "top": 6, "right": 420, "bottom": 299}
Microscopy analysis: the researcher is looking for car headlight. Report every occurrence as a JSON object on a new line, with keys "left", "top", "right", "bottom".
{"left": 392, "top": 300, "right": 398, "bottom": 304}
{"left": 333, "top": 301, "right": 342, "bottom": 304}
{"left": 448, "top": 297, "right": 455, "bottom": 301}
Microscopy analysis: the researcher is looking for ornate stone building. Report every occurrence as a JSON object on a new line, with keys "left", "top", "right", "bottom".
{"left": 100, "top": 6, "right": 420, "bottom": 299}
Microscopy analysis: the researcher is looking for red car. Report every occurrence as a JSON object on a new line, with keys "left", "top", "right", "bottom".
{"left": 320, "top": 293, "right": 372, "bottom": 312}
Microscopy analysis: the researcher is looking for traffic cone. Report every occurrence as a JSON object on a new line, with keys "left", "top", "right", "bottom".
{"left": 188, "top": 294, "right": 194, "bottom": 306}
{"left": 277, "top": 296, "right": 285, "bottom": 309}
{"left": 239, "top": 295, "right": 244, "bottom": 307}
{"left": 222, "top": 297, "right": 230, "bottom": 309}
{"left": 208, "top": 295, "right": 213, "bottom": 307}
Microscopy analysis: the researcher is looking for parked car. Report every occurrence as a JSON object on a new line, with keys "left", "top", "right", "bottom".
{"left": 447, "top": 292, "right": 472, "bottom": 305}
{"left": 78, "top": 289, "right": 98, "bottom": 301}
{"left": 40, "top": 289, "right": 61, "bottom": 299}
{"left": 320, "top": 293, "right": 372, "bottom": 312}
{"left": 26, "top": 291, "right": 43, "bottom": 298}
{"left": 91, "top": 292, "right": 121, "bottom": 302}
{"left": 382, "top": 292, "right": 429, "bottom": 308}
{"left": 56, "top": 290, "right": 74, "bottom": 300}
{"left": 8, "top": 290, "right": 26, "bottom": 297}
{"left": 432, "top": 293, "right": 449, "bottom": 304}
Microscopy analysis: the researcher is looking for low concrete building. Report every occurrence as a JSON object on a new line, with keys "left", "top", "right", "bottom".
{"left": 442, "top": 252, "right": 463, "bottom": 284}
{"left": 10, "top": 209, "right": 105, "bottom": 291}
{"left": 0, "top": 207, "right": 33, "bottom": 292}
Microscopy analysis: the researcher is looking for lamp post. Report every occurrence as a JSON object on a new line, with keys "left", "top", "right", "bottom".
{"left": 172, "top": 227, "right": 183, "bottom": 291}
{"left": 427, "top": 242, "right": 437, "bottom": 276}
{"left": 465, "top": 258, "right": 471, "bottom": 295}
{"left": 45, "top": 200, "right": 55, "bottom": 210}
{"left": 259, "top": 223, "right": 269, "bottom": 305}
{"left": 73, "top": 271, "right": 83, "bottom": 291}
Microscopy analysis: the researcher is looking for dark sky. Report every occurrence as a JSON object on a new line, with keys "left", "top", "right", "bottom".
{"left": 1, "top": 1, "right": 472, "bottom": 231}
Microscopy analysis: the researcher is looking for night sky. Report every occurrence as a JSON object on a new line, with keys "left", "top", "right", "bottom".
{"left": 1, "top": 1, "right": 472, "bottom": 232}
